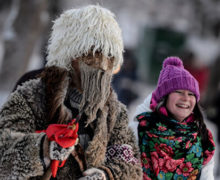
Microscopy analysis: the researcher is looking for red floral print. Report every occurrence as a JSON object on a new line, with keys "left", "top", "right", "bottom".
{"left": 158, "top": 126, "right": 167, "bottom": 131}
{"left": 155, "top": 143, "right": 174, "bottom": 157}
{"left": 176, "top": 162, "right": 194, "bottom": 176}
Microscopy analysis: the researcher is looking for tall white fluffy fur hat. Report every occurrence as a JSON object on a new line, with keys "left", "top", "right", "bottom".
{"left": 46, "top": 5, "right": 124, "bottom": 71}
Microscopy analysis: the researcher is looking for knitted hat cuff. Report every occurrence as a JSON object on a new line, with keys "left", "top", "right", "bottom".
{"left": 154, "top": 76, "right": 200, "bottom": 102}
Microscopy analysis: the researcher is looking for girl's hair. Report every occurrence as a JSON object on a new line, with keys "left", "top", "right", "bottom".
{"left": 156, "top": 96, "right": 210, "bottom": 151}
{"left": 193, "top": 103, "right": 210, "bottom": 150}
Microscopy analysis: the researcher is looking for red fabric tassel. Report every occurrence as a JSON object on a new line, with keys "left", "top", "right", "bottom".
{"left": 36, "top": 119, "right": 79, "bottom": 177}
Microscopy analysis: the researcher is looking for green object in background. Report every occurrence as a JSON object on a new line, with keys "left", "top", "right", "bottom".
{"left": 136, "top": 27, "right": 186, "bottom": 84}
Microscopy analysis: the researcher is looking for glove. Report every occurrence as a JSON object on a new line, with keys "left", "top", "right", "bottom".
{"left": 50, "top": 140, "right": 76, "bottom": 161}
{"left": 78, "top": 168, "right": 106, "bottom": 180}
{"left": 37, "top": 119, "right": 79, "bottom": 178}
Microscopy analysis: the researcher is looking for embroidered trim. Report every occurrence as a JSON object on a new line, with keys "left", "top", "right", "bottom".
{"left": 106, "top": 144, "right": 139, "bottom": 165}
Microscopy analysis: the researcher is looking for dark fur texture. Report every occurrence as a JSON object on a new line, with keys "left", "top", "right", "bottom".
{"left": 40, "top": 66, "right": 72, "bottom": 124}
{"left": 0, "top": 66, "right": 143, "bottom": 179}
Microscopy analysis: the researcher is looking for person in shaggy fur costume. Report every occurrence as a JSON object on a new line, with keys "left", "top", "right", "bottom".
{"left": 0, "top": 5, "right": 142, "bottom": 180}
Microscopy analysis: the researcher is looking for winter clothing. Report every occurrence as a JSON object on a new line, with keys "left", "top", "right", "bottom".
{"left": 49, "top": 141, "right": 76, "bottom": 161}
{"left": 134, "top": 94, "right": 216, "bottom": 180}
{"left": 46, "top": 5, "right": 123, "bottom": 71}
{"left": 152, "top": 57, "right": 200, "bottom": 103}
{"left": 12, "top": 68, "right": 44, "bottom": 92}
{"left": 0, "top": 72, "right": 142, "bottom": 179}
{"left": 78, "top": 168, "right": 107, "bottom": 180}
{"left": 200, "top": 158, "right": 215, "bottom": 180}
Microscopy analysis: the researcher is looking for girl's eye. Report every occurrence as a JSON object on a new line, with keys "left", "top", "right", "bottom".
{"left": 188, "top": 93, "right": 194, "bottom": 96}
{"left": 175, "top": 90, "right": 182, "bottom": 94}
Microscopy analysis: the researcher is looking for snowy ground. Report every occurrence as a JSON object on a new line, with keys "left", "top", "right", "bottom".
{"left": 0, "top": 82, "right": 219, "bottom": 179}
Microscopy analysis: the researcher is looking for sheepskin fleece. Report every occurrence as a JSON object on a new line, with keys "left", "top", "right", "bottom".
{"left": 46, "top": 5, "right": 124, "bottom": 71}
{"left": 0, "top": 79, "right": 142, "bottom": 180}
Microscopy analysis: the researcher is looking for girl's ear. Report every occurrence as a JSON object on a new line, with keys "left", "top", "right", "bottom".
{"left": 113, "top": 65, "right": 121, "bottom": 74}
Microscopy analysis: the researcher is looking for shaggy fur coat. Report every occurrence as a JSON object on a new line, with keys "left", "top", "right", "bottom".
{"left": 0, "top": 68, "right": 142, "bottom": 180}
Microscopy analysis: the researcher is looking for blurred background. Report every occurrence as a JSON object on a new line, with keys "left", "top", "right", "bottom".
{"left": 0, "top": 0, "right": 220, "bottom": 178}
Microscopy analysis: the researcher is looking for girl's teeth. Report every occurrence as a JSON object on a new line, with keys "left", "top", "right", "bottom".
{"left": 177, "top": 104, "right": 188, "bottom": 108}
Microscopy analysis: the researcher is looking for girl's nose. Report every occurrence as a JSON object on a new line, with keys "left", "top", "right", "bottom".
{"left": 182, "top": 92, "right": 190, "bottom": 100}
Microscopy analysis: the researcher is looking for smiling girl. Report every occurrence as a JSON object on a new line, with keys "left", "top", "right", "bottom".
{"left": 136, "top": 57, "right": 215, "bottom": 180}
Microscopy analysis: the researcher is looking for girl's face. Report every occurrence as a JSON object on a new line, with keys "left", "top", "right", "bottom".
{"left": 166, "top": 90, "right": 196, "bottom": 122}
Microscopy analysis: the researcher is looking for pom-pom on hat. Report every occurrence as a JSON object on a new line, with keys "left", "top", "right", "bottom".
{"left": 46, "top": 5, "right": 124, "bottom": 71}
{"left": 152, "top": 56, "right": 200, "bottom": 103}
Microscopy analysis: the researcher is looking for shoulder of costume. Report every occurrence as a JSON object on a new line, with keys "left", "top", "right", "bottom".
{"left": 14, "top": 78, "right": 43, "bottom": 95}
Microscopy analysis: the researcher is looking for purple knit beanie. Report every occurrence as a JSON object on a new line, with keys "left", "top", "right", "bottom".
{"left": 152, "top": 56, "right": 200, "bottom": 103}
